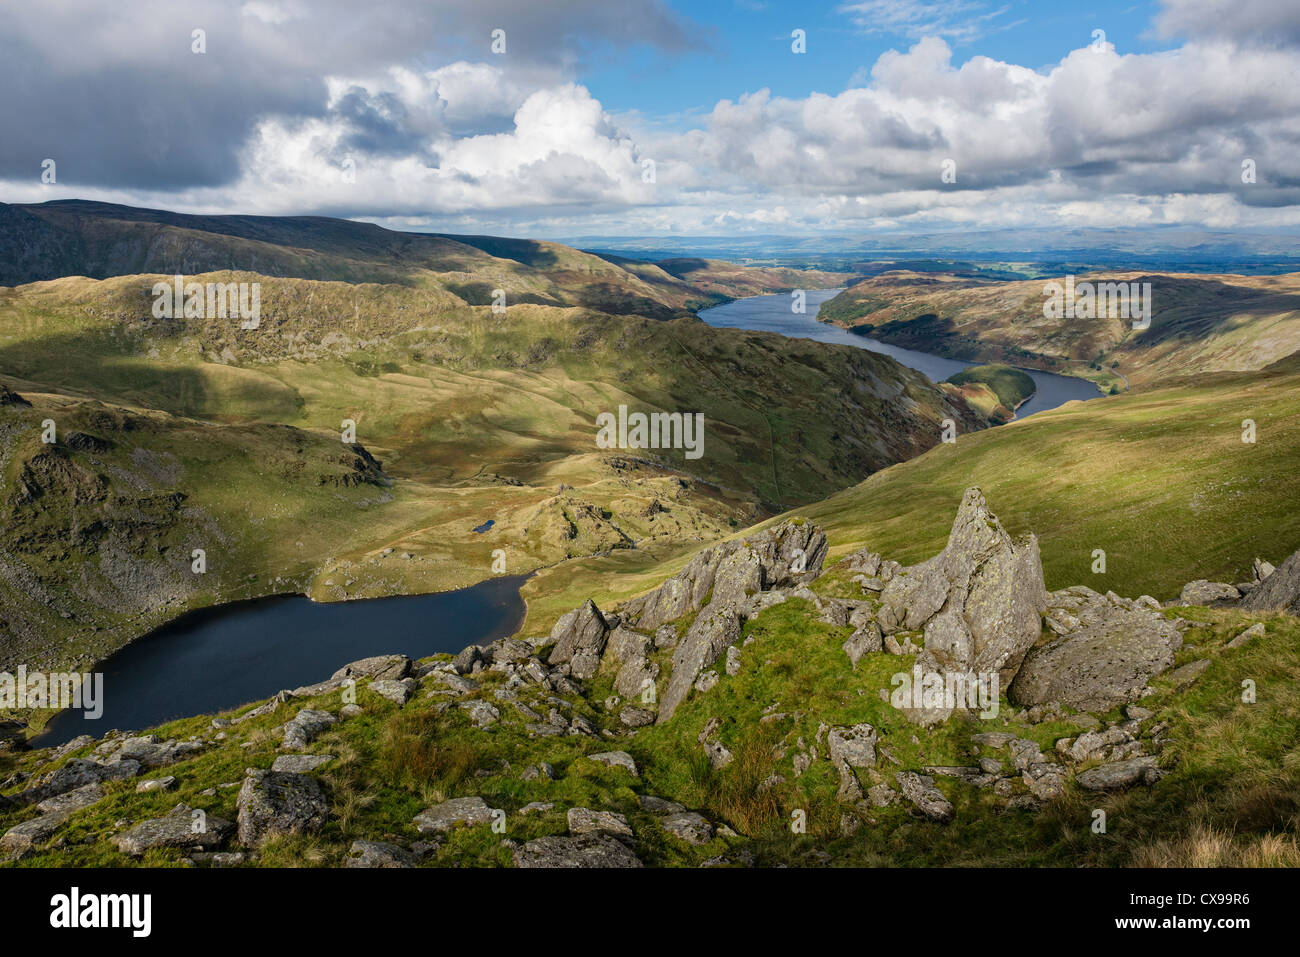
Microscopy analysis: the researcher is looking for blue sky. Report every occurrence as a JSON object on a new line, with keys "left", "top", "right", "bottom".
{"left": 587, "top": 1, "right": 1164, "bottom": 120}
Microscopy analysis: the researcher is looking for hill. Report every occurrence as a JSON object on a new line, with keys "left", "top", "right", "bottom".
{"left": 818, "top": 270, "right": 1300, "bottom": 392}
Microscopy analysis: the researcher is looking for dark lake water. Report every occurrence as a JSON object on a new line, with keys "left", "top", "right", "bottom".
{"left": 34, "top": 575, "right": 527, "bottom": 747}
{"left": 699, "top": 289, "right": 1100, "bottom": 416}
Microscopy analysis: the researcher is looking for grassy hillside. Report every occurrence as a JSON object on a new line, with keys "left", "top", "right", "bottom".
{"left": 0, "top": 205, "right": 981, "bottom": 690}
{"left": 513, "top": 355, "right": 1300, "bottom": 634}
{"left": 819, "top": 270, "right": 1300, "bottom": 391}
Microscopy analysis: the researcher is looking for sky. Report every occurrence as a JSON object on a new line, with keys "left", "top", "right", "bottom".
{"left": 1, "top": 0, "right": 1298, "bottom": 238}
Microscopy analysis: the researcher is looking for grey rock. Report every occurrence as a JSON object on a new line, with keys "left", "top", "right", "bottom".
{"left": 827, "top": 724, "right": 878, "bottom": 800}
{"left": 661, "top": 812, "right": 715, "bottom": 845}
{"left": 36, "top": 783, "right": 105, "bottom": 814}
{"left": 452, "top": 646, "right": 482, "bottom": 675}
{"left": 1241, "top": 548, "right": 1300, "bottom": 615}
{"left": 413, "top": 796, "right": 497, "bottom": 833}
{"left": 842, "top": 622, "right": 884, "bottom": 669}
{"left": 104, "top": 735, "right": 205, "bottom": 769}
{"left": 461, "top": 700, "right": 500, "bottom": 728}
{"left": 878, "top": 488, "right": 1047, "bottom": 684}
{"left": 512, "top": 834, "right": 643, "bottom": 868}
{"left": 280, "top": 709, "right": 338, "bottom": 751}
{"left": 587, "top": 751, "right": 638, "bottom": 775}
{"left": 331, "top": 654, "right": 411, "bottom": 681}
{"left": 896, "top": 772, "right": 954, "bottom": 822}
{"left": 1167, "top": 658, "right": 1211, "bottom": 688}
{"left": 567, "top": 807, "right": 633, "bottom": 840}
{"left": 619, "top": 705, "right": 656, "bottom": 727}
{"left": 236, "top": 770, "right": 329, "bottom": 846}
{"left": 1009, "top": 609, "right": 1183, "bottom": 711}
{"left": 346, "top": 840, "right": 415, "bottom": 868}
{"left": 658, "top": 603, "right": 742, "bottom": 721}
{"left": 369, "top": 677, "right": 417, "bottom": 705}
{"left": 1179, "top": 580, "right": 1241, "bottom": 606}
{"left": 113, "top": 803, "right": 235, "bottom": 856}
{"left": 546, "top": 601, "right": 609, "bottom": 680}
{"left": 1076, "top": 756, "right": 1161, "bottom": 791}
{"left": 1226, "top": 623, "right": 1266, "bottom": 649}
{"left": 640, "top": 795, "right": 686, "bottom": 815}
{"left": 271, "top": 754, "right": 334, "bottom": 773}
{"left": 1023, "top": 762, "right": 1067, "bottom": 800}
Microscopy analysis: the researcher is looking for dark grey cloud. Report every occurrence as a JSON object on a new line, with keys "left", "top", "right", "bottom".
{"left": 0, "top": 0, "right": 704, "bottom": 190}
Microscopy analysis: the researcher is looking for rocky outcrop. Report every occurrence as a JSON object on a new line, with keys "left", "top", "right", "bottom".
{"left": 878, "top": 488, "right": 1047, "bottom": 683}
{"left": 1240, "top": 547, "right": 1300, "bottom": 615}
{"left": 619, "top": 520, "right": 828, "bottom": 632}
{"left": 546, "top": 600, "right": 609, "bottom": 679}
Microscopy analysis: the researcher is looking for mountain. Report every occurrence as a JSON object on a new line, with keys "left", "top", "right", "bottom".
{"left": 0, "top": 201, "right": 982, "bottom": 683}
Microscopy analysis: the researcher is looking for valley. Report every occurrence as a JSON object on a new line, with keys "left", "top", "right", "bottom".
{"left": 3, "top": 202, "right": 1299, "bottom": 873}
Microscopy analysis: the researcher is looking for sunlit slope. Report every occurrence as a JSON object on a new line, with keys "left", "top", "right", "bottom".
{"left": 819, "top": 270, "right": 1300, "bottom": 391}
{"left": 0, "top": 272, "right": 979, "bottom": 506}
{"left": 517, "top": 355, "right": 1300, "bottom": 632}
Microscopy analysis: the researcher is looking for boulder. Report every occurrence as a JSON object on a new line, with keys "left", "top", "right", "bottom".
{"left": 1009, "top": 609, "right": 1183, "bottom": 711}
{"left": 587, "top": 751, "right": 638, "bottom": 776}
{"left": 827, "top": 724, "right": 878, "bottom": 800}
{"left": 331, "top": 654, "right": 412, "bottom": 681}
{"left": 657, "top": 604, "right": 742, "bottom": 722}
{"left": 660, "top": 812, "right": 715, "bottom": 845}
{"left": 1240, "top": 548, "right": 1300, "bottom": 615}
{"left": 546, "top": 600, "right": 609, "bottom": 680}
{"left": 1076, "top": 756, "right": 1161, "bottom": 791}
{"left": 1226, "top": 623, "right": 1266, "bottom": 649}
{"left": 113, "top": 803, "right": 235, "bottom": 856}
{"left": 896, "top": 772, "right": 954, "bottom": 822}
{"left": 2, "top": 813, "right": 70, "bottom": 853}
{"left": 103, "top": 735, "right": 204, "bottom": 769}
{"left": 369, "top": 677, "right": 417, "bottom": 705}
{"left": 619, "top": 705, "right": 656, "bottom": 727}
{"left": 513, "top": 834, "right": 643, "bottom": 868}
{"left": 413, "top": 796, "right": 497, "bottom": 834}
{"left": 566, "top": 807, "right": 634, "bottom": 841}
{"left": 36, "top": 783, "right": 105, "bottom": 814}
{"left": 1179, "top": 581, "right": 1240, "bottom": 607}
{"left": 280, "top": 709, "right": 338, "bottom": 751}
{"left": 236, "top": 770, "right": 329, "bottom": 846}
{"left": 271, "top": 754, "right": 334, "bottom": 773}
{"left": 842, "top": 622, "right": 883, "bottom": 669}
{"left": 346, "top": 840, "right": 416, "bottom": 868}
{"left": 18, "top": 758, "right": 140, "bottom": 804}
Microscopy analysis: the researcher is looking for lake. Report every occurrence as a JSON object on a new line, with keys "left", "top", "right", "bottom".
{"left": 698, "top": 289, "right": 1100, "bottom": 416}
{"left": 34, "top": 575, "right": 528, "bottom": 747}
